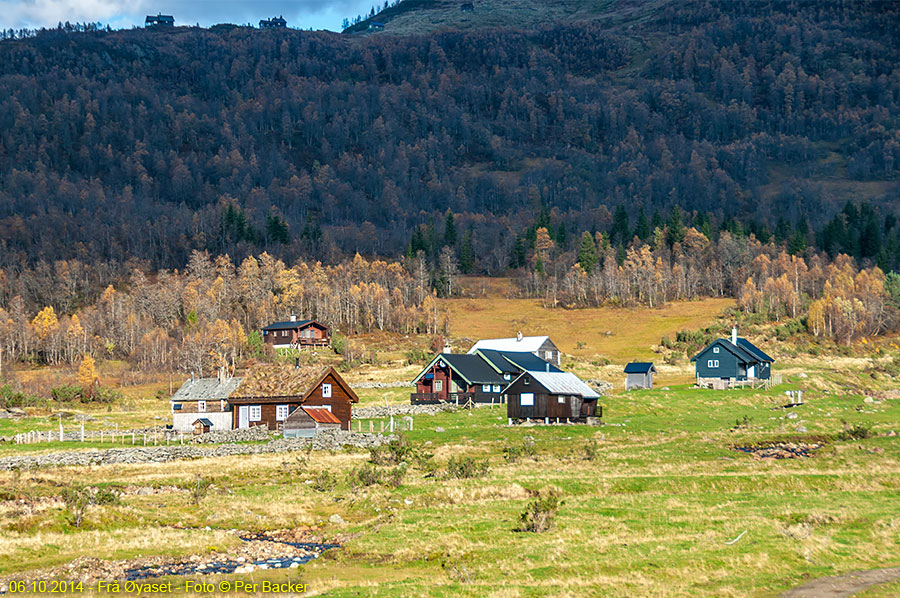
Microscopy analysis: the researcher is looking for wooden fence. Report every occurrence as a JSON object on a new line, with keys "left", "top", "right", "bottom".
{"left": 14, "top": 426, "right": 186, "bottom": 446}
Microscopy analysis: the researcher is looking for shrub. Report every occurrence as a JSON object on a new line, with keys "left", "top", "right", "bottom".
{"left": 311, "top": 470, "right": 338, "bottom": 492}
{"left": 61, "top": 486, "right": 120, "bottom": 528}
{"left": 369, "top": 433, "right": 416, "bottom": 466}
{"left": 503, "top": 437, "right": 536, "bottom": 463}
{"left": 445, "top": 456, "right": 490, "bottom": 479}
{"left": 404, "top": 348, "right": 432, "bottom": 365}
{"left": 189, "top": 475, "right": 212, "bottom": 505}
{"left": 0, "top": 385, "right": 43, "bottom": 409}
{"left": 837, "top": 420, "right": 872, "bottom": 441}
{"left": 348, "top": 463, "right": 405, "bottom": 489}
{"left": 516, "top": 489, "right": 563, "bottom": 533}
{"left": 583, "top": 440, "right": 599, "bottom": 461}
{"left": 50, "top": 384, "right": 120, "bottom": 404}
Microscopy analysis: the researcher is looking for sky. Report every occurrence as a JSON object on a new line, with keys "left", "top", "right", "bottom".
{"left": 0, "top": 0, "right": 381, "bottom": 31}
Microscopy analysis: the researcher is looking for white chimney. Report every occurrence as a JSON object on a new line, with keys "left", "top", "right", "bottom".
{"left": 516, "top": 331, "right": 523, "bottom": 342}
{"left": 731, "top": 327, "right": 738, "bottom": 345}
{"left": 546, "top": 363, "right": 550, "bottom": 372}
{"left": 290, "top": 315, "right": 297, "bottom": 322}
{"left": 443, "top": 339, "right": 452, "bottom": 354}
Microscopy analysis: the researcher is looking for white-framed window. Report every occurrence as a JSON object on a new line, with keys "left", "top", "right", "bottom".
{"left": 520, "top": 393, "right": 534, "bottom": 406}
{"left": 482, "top": 384, "right": 491, "bottom": 392}
{"left": 276, "top": 405, "right": 289, "bottom": 421}
{"left": 197, "top": 400, "right": 206, "bottom": 413}
{"left": 524, "top": 377, "right": 530, "bottom": 385}
{"left": 503, "top": 373, "right": 511, "bottom": 380}
{"left": 321, "top": 383, "right": 332, "bottom": 398}
{"left": 708, "top": 359, "right": 719, "bottom": 368}
{"left": 492, "top": 384, "right": 501, "bottom": 392}
{"left": 434, "top": 379, "right": 443, "bottom": 391}
{"left": 249, "top": 405, "right": 261, "bottom": 422}
{"left": 558, "top": 396, "right": 566, "bottom": 404}
{"left": 713, "top": 347, "right": 720, "bottom": 354}
{"left": 545, "top": 351, "right": 553, "bottom": 360}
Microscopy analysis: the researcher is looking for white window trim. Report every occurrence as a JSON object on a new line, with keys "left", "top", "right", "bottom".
{"left": 713, "top": 347, "right": 720, "bottom": 353}
{"left": 558, "top": 396, "right": 566, "bottom": 404}
{"left": 520, "top": 393, "right": 534, "bottom": 406}
{"left": 492, "top": 384, "right": 501, "bottom": 392}
{"left": 249, "top": 406, "right": 261, "bottom": 422}
{"left": 708, "top": 359, "right": 719, "bottom": 368}
{"left": 276, "top": 405, "right": 289, "bottom": 421}
{"left": 197, "top": 400, "right": 206, "bottom": 413}
{"left": 321, "top": 383, "right": 332, "bottom": 398}
{"left": 434, "top": 379, "right": 443, "bottom": 391}
{"left": 482, "top": 384, "right": 491, "bottom": 392}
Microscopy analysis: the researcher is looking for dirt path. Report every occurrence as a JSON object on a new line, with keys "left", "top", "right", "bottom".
{"left": 782, "top": 567, "right": 900, "bottom": 597}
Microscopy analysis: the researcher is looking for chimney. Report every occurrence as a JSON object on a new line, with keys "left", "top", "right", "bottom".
{"left": 295, "top": 357, "right": 300, "bottom": 369}
{"left": 516, "top": 331, "right": 523, "bottom": 342}
{"left": 731, "top": 326, "right": 738, "bottom": 345}
{"left": 546, "top": 363, "right": 550, "bottom": 372}
{"left": 290, "top": 315, "right": 297, "bottom": 322}
{"left": 190, "top": 371, "right": 195, "bottom": 384}
{"left": 218, "top": 366, "right": 225, "bottom": 384}
{"left": 443, "top": 339, "right": 452, "bottom": 354}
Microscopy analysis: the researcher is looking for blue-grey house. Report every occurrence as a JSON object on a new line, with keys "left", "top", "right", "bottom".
{"left": 690, "top": 328, "right": 773, "bottom": 387}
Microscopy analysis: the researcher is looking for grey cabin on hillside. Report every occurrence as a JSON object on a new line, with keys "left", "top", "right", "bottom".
{"left": 624, "top": 362, "right": 656, "bottom": 390}
{"left": 691, "top": 328, "right": 773, "bottom": 387}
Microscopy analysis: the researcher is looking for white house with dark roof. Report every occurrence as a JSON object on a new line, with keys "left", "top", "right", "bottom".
{"left": 467, "top": 332, "right": 561, "bottom": 366}
{"left": 170, "top": 372, "right": 241, "bottom": 433}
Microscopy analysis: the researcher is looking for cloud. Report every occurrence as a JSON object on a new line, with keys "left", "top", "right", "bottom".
{"left": 0, "top": 0, "right": 376, "bottom": 30}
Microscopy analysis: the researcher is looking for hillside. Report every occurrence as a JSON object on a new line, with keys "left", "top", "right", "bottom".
{"left": 1, "top": 0, "right": 899, "bottom": 272}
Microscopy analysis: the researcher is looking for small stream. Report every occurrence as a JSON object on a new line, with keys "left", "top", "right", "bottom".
{"left": 122, "top": 535, "right": 339, "bottom": 581}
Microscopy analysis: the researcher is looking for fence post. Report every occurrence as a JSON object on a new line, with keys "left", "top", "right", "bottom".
{"left": 132, "top": 432, "right": 135, "bottom": 444}
{"left": 369, "top": 421, "right": 373, "bottom": 433}
{"left": 380, "top": 421, "right": 384, "bottom": 433}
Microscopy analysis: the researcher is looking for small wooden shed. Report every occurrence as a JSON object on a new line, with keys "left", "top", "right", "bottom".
{"left": 283, "top": 406, "right": 342, "bottom": 438}
{"left": 192, "top": 418, "right": 214, "bottom": 435}
{"left": 624, "top": 362, "right": 656, "bottom": 390}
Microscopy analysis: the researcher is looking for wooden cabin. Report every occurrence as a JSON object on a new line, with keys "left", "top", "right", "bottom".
{"left": 261, "top": 317, "right": 329, "bottom": 349}
{"left": 468, "top": 333, "right": 561, "bottom": 366}
{"left": 228, "top": 365, "right": 358, "bottom": 431}
{"left": 192, "top": 418, "right": 214, "bottom": 435}
{"left": 411, "top": 353, "right": 505, "bottom": 404}
{"left": 169, "top": 372, "right": 241, "bottom": 433}
{"left": 624, "top": 362, "right": 656, "bottom": 390}
{"left": 145, "top": 14, "right": 174, "bottom": 26}
{"left": 691, "top": 328, "right": 774, "bottom": 388}
{"left": 283, "top": 406, "right": 342, "bottom": 438}
{"left": 504, "top": 371, "right": 601, "bottom": 423}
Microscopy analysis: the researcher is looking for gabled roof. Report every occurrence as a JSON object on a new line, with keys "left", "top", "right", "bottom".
{"left": 193, "top": 418, "right": 214, "bottom": 427}
{"left": 303, "top": 407, "right": 341, "bottom": 424}
{"left": 512, "top": 371, "right": 600, "bottom": 399}
{"left": 230, "top": 365, "right": 358, "bottom": 403}
{"left": 171, "top": 377, "right": 242, "bottom": 402}
{"left": 412, "top": 353, "right": 505, "bottom": 385}
{"left": 468, "top": 336, "right": 553, "bottom": 354}
{"left": 262, "top": 319, "right": 325, "bottom": 331}
{"left": 624, "top": 362, "right": 656, "bottom": 374}
{"left": 737, "top": 338, "right": 774, "bottom": 363}
{"left": 475, "top": 349, "right": 561, "bottom": 374}
{"left": 690, "top": 338, "right": 772, "bottom": 364}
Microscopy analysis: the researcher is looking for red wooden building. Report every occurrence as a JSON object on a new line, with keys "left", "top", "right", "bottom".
{"left": 228, "top": 365, "right": 358, "bottom": 431}
{"left": 262, "top": 317, "right": 330, "bottom": 349}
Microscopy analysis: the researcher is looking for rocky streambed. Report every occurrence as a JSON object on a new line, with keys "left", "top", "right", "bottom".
{"left": 734, "top": 441, "right": 824, "bottom": 459}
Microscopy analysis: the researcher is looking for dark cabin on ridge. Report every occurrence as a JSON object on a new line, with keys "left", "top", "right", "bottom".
{"left": 228, "top": 365, "right": 358, "bottom": 431}
{"left": 261, "top": 317, "right": 329, "bottom": 349}
{"left": 691, "top": 327, "right": 774, "bottom": 388}
{"left": 467, "top": 333, "right": 562, "bottom": 367}
{"left": 259, "top": 16, "right": 287, "bottom": 28}
{"left": 504, "top": 371, "right": 601, "bottom": 423}
{"left": 145, "top": 14, "right": 174, "bottom": 26}
{"left": 624, "top": 362, "right": 656, "bottom": 390}
{"left": 411, "top": 353, "right": 506, "bottom": 404}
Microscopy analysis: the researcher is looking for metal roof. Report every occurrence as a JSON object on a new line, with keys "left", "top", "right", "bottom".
{"left": 468, "top": 336, "right": 552, "bottom": 354}
{"left": 476, "top": 349, "right": 561, "bottom": 374}
{"left": 171, "top": 377, "right": 242, "bottom": 402}
{"left": 520, "top": 371, "right": 600, "bottom": 399}
{"left": 412, "top": 353, "right": 506, "bottom": 385}
{"left": 193, "top": 418, "right": 214, "bottom": 427}
{"left": 691, "top": 338, "right": 769, "bottom": 364}
{"left": 303, "top": 407, "right": 341, "bottom": 424}
{"left": 624, "top": 362, "right": 656, "bottom": 374}
{"left": 262, "top": 319, "right": 317, "bottom": 331}
{"left": 737, "top": 338, "right": 774, "bottom": 363}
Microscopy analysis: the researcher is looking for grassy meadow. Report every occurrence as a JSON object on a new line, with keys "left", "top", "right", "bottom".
{"left": 1, "top": 297, "right": 900, "bottom": 596}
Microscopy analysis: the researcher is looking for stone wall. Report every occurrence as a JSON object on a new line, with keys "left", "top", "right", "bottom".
{"left": 352, "top": 403, "right": 460, "bottom": 419}
{"left": 0, "top": 430, "right": 392, "bottom": 471}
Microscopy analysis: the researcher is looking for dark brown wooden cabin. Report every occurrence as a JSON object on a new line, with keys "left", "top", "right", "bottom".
{"left": 504, "top": 371, "right": 601, "bottom": 422}
{"left": 228, "top": 365, "right": 358, "bottom": 431}
{"left": 262, "top": 317, "right": 329, "bottom": 348}
{"left": 410, "top": 353, "right": 506, "bottom": 404}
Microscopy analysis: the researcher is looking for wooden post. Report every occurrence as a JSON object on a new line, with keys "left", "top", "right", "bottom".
{"left": 143, "top": 433, "right": 146, "bottom": 445}
{"left": 380, "top": 421, "right": 384, "bottom": 433}
{"left": 80, "top": 421, "right": 85, "bottom": 442}
{"left": 369, "top": 421, "right": 373, "bottom": 433}
{"left": 132, "top": 432, "right": 135, "bottom": 444}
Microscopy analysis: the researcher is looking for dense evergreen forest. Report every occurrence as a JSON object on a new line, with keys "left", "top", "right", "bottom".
{"left": 1, "top": 0, "right": 898, "bottom": 276}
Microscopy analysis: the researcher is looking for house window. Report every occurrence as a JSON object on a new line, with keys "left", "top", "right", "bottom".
{"left": 520, "top": 393, "right": 534, "bottom": 406}
{"left": 492, "top": 385, "right": 501, "bottom": 392}
{"left": 249, "top": 406, "right": 261, "bottom": 422}
{"left": 198, "top": 400, "right": 206, "bottom": 413}
{"left": 503, "top": 374, "right": 511, "bottom": 380}
{"left": 172, "top": 403, "right": 182, "bottom": 411}
{"left": 482, "top": 384, "right": 491, "bottom": 392}
{"left": 322, "top": 383, "right": 332, "bottom": 398}
{"left": 545, "top": 351, "right": 553, "bottom": 360}
{"left": 713, "top": 347, "right": 720, "bottom": 354}
{"left": 708, "top": 359, "right": 719, "bottom": 368}
{"left": 523, "top": 377, "right": 530, "bottom": 385}
{"left": 434, "top": 380, "right": 442, "bottom": 392}
{"left": 558, "top": 396, "right": 566, "bottom": 404}
{"left": 276, "top": 405, "right": 289, "bottom": 421}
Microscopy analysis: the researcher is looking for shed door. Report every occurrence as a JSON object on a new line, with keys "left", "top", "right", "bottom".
{"left": 747, "top": 365, "right": 756, "bottom": 378}
{"left": 238, "top": 406, "right": 249, "bottom": 429}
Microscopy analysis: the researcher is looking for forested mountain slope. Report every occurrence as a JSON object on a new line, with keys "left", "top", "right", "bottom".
{"left": 1, "top": 0, "right": 898, "bottom": 270}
